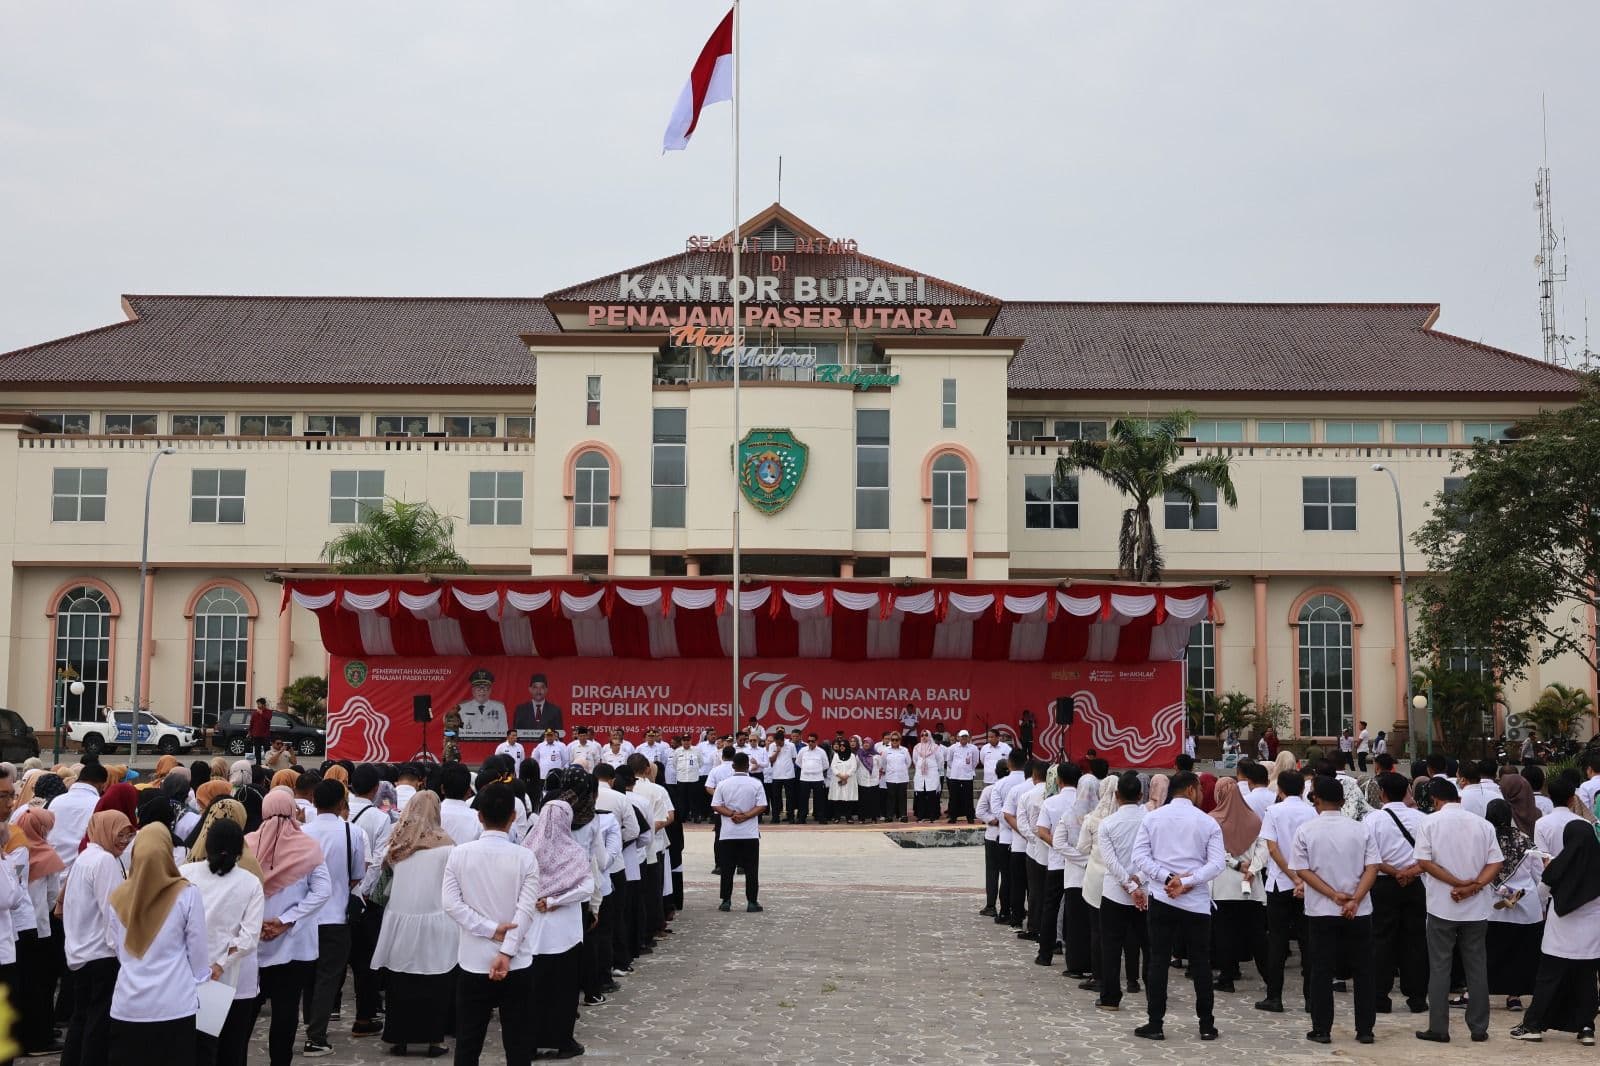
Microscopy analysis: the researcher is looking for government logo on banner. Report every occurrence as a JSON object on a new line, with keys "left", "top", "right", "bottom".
{"left": 736, "top": 428, "right": 808, "bottom": 514}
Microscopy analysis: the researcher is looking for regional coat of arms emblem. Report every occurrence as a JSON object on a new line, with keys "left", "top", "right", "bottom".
{"left": 736, "top": 428, "right": 808, "bottom": 514}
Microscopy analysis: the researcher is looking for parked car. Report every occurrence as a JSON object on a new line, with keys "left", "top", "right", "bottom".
{"left": 0, "top": 709, "right": 41, "bottom": 764}
{"left": 67, "top": 710, "right": 198, "bottom": 756}
{"left": 214, "top": 708, "right": 326, "bottom": 758}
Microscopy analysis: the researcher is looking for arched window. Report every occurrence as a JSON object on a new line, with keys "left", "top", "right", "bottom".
{"left": 931, "top": 453, "right": 967, "bottom": 531}
{"left": 191, "top": 587, "right": 249, "bottom": 728}
{"left": 574, "top": 451, "right": 610, "bottom": 529}
{"left": 53, "top": 586, "right": 111, "bottom": 721}
{"left": 1297, "top": 594, "right": 1354, "bottom": 737}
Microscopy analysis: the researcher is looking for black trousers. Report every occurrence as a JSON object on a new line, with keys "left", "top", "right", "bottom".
{"left": 605, "top": 872, "right": 630, "bottom": 969}
{"left": 1371, "top": 876, "right": 1427, "bottom": 1006}
{"left": 455, "top": 966, "right": 535, "bottom": 1066}
{"left": 1062, "top": 887, "right": 1094, "bottom": 974}
{"left": 947, "top": 779, "right": 975, "bottom": 820}
{"left": 983, "top": 840, "right": 1003, "bottom": 911}
{"left": 717, "top": 838, "right": 760, "bottom": 902}
{"left": 14, "top": 930, "right": 59, "bottom": 1053}
{"left": 885, "top": 782, "right": 909, "bottom": 820}
{"left": 301, "top": 924, "right": 351, "bottom": 1045}
{"left": 1145, "top": 901, "right": 1214, "bottom": 1030}
{"left": 765, "top": 780, "right": 788, "bottom": 821}
{"left": 1265, "top": 887, "right": 1309, "bottom": 1004}
{"left": 253, "top": 961, "right": 313, "bottom": 1066}
{"left": 350, "top": 904, "right": 385, "bottom": 1022}
{"left": 1035, "top": 868, "right": 1065, "bottom": 963}
{"left": 195, "top": 997, "right": 256, "bottom": 1066}
{"left": 1521, "top": 955, "right": 1599, "bottom": 1032}
{"left": 620, "top": 877, "right": 641, "bottom": 959}
{"left": 1213, "top": 899, "right": 1268, "bottom": 980}
{"left": 1007, "top": 849, "right": 1028, "bottom": 926}
{"left": 1098, "top": 898, "right": 1147, "bottom": 1007}
{"left": 799, "top": 781, "right": 828, "bottom": 823}
{"left": 62, "top": 956, "right": 118, "bottom": 1066}
{"left": 859, "top": 784, "right": 882, "bottom": 821}
{"left": 1307, "top": 914, "right": 1376, "bottom": 1037}
{"left": 1024, "top": 858, "right": 1048, "bottom": 939}
{"left": 108, "top": 1016, "right": 195, "bottom": 1066}
{"left": 530, "top": 945, "right": 582, "bottom": 1051}
{"left": 642, "top": 859, "right": 665, "bottom": 938}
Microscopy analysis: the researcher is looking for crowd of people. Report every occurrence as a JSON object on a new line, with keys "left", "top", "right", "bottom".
{"left": 974, "top": 745, "right": 1600, "bottom": 1046}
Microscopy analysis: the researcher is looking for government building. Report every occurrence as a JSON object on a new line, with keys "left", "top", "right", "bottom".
{"left": 0, "top": 204, "right": 1589, "bottom": 751}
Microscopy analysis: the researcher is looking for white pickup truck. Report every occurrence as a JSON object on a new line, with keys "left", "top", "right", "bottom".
{"left": 68, "top": 711, "right": 199, "bottom": 756}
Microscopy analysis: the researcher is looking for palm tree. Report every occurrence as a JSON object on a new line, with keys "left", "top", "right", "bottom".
{"left": 1054, "top": 410, "right": 1238, "bottom": 581}
{"left": 1521, "top": 682, "right": 1594, "bottom": 745}
{"left": 321, "top": 499, "right": 471, "bottom": 575}
{"left": 1412, "top": 663, "right": 1501, "bottom": 757}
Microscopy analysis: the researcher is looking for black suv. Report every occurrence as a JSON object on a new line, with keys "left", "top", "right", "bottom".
{"left": 215, "top": 708, "right": 326, "bottom": 758}
{"left": 0, "top": 709, "right": 40, "bottom": 764}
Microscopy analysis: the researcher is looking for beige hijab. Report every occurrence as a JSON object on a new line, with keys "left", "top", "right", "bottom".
{"left": 109, "top": 824, "right": 190, "bottom": 958}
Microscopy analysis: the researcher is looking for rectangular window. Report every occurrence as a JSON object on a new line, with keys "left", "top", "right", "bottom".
{"left": 855, "top": 410, "right": 890, "bottom": 529}
{"left": 931, "top": 460, "right": 967, "bottom": 531}
{"left": 191, "top": 469, "right": 246, "bottom": 524}
{"left": 1188, "top": 419, "right": 1244, "bottom": 443}
{"left": 1464, "top": 421, "right": 1514, "bottom": 442}
{"left": 170, "top": 412, "right": 228, "bottom": 436}
{"left": 468, "top": 471, "right": 523, "bottom": 525}
{"left": 1302, "top": 476, "right": 1356, "bottom": 531}
{"left": 305, "top": 414, "right": 362, "bottom": 437}
{"left": 1258, "top": 420, "right": 1313, "bottom": 443}
{"left": 1007, "top": 418, "right": 1045, "bottom": 441}
{"left": 586, "top": 376, "right": 602, "bottom": 426}
{"left": 237, "top": 413, "right": 295, "bottom": 437}
{"left": 1393, "top": 421, "right": 1448, "bottom": 445}
{"left": 1023, "top": 474, "right": 1079, "bottom": 529}
{"left": 443, "top": 415, "right": 498, "bottom": 438}
{"left": 329, "top": 470, "right": 385, "bottom": 524}
{"left": 1186, "top": 621, "right": 1217, "bottom": 730}
{"left": 941, "top": 378, "right": 957, "bottom": 429}
{"left": 651, "top": 409, "right": 687, "bottom": 528}
{"left": 35, "top": 412, "right": 91, "bottom": 434}
{"left": 1053, "top": 419, "right": 1108, "bottom": 441}
{"left": 104, "top": 412, "right": 158, "bottom": 435}
{"left": 503, "top": 416, "right": 535, "bottom": 439}
{"left": 374, "top": 414, "right": 430, "bottom": 437}
{"left": 51, "top": 468, "right": 107, "bottom": 522}
{"left": 1164, "top": 479, "right": 1219, "bottom": 530}
{"left": 1324, "top": 420, "right": 1381, "bottom": 444}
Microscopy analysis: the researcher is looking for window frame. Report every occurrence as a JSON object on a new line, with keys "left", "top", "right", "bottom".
{"left": 237, "top": 413, "right": 295, "bottom": 437}
{"left": 103, "top": 412, "right": 159, "bottom": 436}
{"left": 1164, "top": 479, "right": 1219, "bottom": 531}
{"left": 1053, "top": 419, "right": 1108, "bottom": 442}
{"left": 1464, "top": 421, "right": 1514, "bottom": 442}
{"left": 170, "top": 412, "right": 228, "bottom": 437}
{"left": 930, "top": 453, "right": 967, "bottom": 531}
{"left": 189, "top": 586, "right": 250, "bottom": 729}
{"left": 1257, "top": 420, "right": 1313, "bottom": 444}
{"left": 304, "top": 414, "right": 363, "bottom": 437}
{"left": 504, "top": 415, "right": 535, "bottom": 439}
{"left": 1324, "top": 420, "right": 1382, "bottom": 444}
{"left": 854, "top": 410, "right": 890, "bottom": 530}
{"left": 586, "top": 376, "right": 602, "bottom": 426}
{"left": 941, "top": 378, "right": 957, "bottom": 429}
{"left": 572, "top": 453, "right": 610, "bottom": 529}
{"left": 51, "top": 467, "right": 107, "bottom": 523}
{"left": 52, "top": 586, "right": 112, "bottom": 722}
{"left": 1393, "top": 421, "right": 1448, "bottom": 445}
{"left": 1297, "top": 594, "right": 1355, "bottom": 737}
{"left": 1186, "top": 620, "right": 1217, "bottom": 732}
{"left": 1188, "top": 419, "right": 1244, "bottom": 443}
{"left": 373, "top": 414, "right": 431, "bottom": 437}
{"left": 190, "top": 469, "right": 247, "bottom": 525}
{"left": 651, "top": 409, "right": 687, "bottom": 529}
{"left": 1302, "top": 476, "right": 1357, "bottom": 531}
{"left": 1023, "top": 473, "right": 1079, "bottom": 530}
{"left": 468, "top": 471, "right": 524, "bottom": 526}
{"left": 329, "top": 469, "right": 385, "bottom": 524}
{"left": 35, "top": 412, "right": 91, "bottom": 434}
{"left": 444, "top": 415, "right": 499, "bottom": 438}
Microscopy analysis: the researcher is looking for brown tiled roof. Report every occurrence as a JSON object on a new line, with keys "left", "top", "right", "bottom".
{"left": 0, "top": 295, "right": 552, "bottom": 388}
{"left": 997, "top": 301, "right": 1582, "bottom": 396}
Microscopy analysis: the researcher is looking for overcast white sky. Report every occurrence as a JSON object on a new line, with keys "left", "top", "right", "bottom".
{"left": 2, "top": 1, "right": 1597, "bottom": 360}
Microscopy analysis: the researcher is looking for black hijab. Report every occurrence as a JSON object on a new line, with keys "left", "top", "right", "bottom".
{"left": 1544, "top": 820, "right": 1600, "bottom": 917}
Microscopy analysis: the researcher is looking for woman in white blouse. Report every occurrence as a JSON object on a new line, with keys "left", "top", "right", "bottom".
{"left": 1207, "top": 777, "right": 1267, "bottom": 993}
{"left": 1075, "top": 777, "right": 1119, "bottom": 992}
{"left": 852, "top": 738, "right": 881, "bottom": 823}
{"left": 61, "top": 809, "right": 135, "bottom": 1066}
{"left": 827, "top": 740, "right": 861, "bottom": 823}
{"left": 525, "top": 799, "right": 596, "bottom": 1059}
{"left": 106, "top": 824, "right": 210, "bottom": 1064}
{"left": 370, "top": 792, "right": 457, "bottom": 1057}
{"left": 14, "top": 807, "right": 65, "bottom": 1056}
{"left": 182, "top": 805, "right": 265, "bottom": 1066}
{"left": 1511, "top": 820, "right": 1600, "bottom": 1043}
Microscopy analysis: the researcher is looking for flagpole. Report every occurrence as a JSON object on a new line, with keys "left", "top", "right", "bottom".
{"left": 729, "top": 0, "right": 742, "bottom": 737}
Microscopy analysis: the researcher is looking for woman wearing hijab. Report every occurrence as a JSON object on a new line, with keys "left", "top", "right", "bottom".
{"left": 1267, "top": 750, "right": 1298, "bottom": 793}
{"left": 165, "top": 773, "right": 201, "bottom": 852}
{"left": 1480, "top": 797, "right": 1545, "bottom": 1011}
{"left": 1499, "top": 773, "right": 1541, "bottom": 837}
{"left": 526, "top": 798, "right": 595, "bottom": 1060}
{"left": 181, "top": 818, "right": 265, "bottom": 1066}
{"left": 1197, "top": 771, "right": 1219, "bottom": 814}
{"left": 208, "top": 757, "right": 231, "bottom": 784}
{"left": 851, "top": 737, "right": 881, "bottom": 824}
{"left": 12, "top": 808, "right": 65, "bottom": 1055}
{"left": 147, "top": 754, "right": 181, "bottom": 790}
{"left": 105, "top": 824, "right": 207, "bottom": 1063}
{"left": 911, "top": 730, "right": 943, "bottom": 823}
{"left": 227, "top": 761, "right": 252, "bottom": 789}
{"left": 194, "top": 779, "right": 232, "bottom": 815}
{"left": 1145, "top": 773, "right": 1170, "bottom": 812}
{"left": 61, "top": 810, "right": 135, "bottom": 1066}
{"left": 268, "top": 768, "right": 299, "bottom": 792}
{"left": 827, "top": 739, "right": 861, "bottom": 824}
{"left": 78, "top": 782, "right": 141, "bottom": 856}
{"left": 10, "top": 769, "right": 42, "bottom": 822}
{"left": 1207, "top": 776, "right": 1267, "bottom": 992}
{"left": 186, "top": 799, "right": 264, "bottom": 880}
{"left": 243, "top": 788, "right": 332, "bottom": 1066}
{"left": 370, "top": 791, "right": 457, "bottom": 1057}
{"left": 1077, "top": 776, "right": 1127, "bottom": 995}
{"left": 1511, "top": 820, "right": 1600, "bottom": 1043}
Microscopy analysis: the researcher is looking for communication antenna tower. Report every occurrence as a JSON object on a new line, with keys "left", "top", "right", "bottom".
{"left": 1533, "top": 100, "right": 1592, "bottom": 370}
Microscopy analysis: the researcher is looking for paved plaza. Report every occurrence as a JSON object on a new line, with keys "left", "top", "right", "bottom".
{"left": 227, "top": 825, "right": 1590, "bottom": 1066}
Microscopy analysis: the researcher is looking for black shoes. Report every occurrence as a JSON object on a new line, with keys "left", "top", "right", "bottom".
{"left": 1255, "top": 998, "right": 1284, "bottom": 1013}
{"left": 978, "top": 906, "right": 997, "bottom": 917}
{"left": 1357, "top": 1033, "right": 1375, "bottom": 1044}
{"left": 1133, "top": 1024, "right": 1164, "bottom": 1041}
{"left": 1214, "top": 979, "right": 1235, "bottom": 993}
{"left": 1306, "top": 1032, "right": 1331, "bottom": 1044}
{"left": 1199, "top": 1027, "right": 1218, "bottom": 1042}
{"left": 718, "top": 900, "right": 732, "bottom": 912}
{"left": 746, "top": 901, "right": 763, "bottom": 913}
{"left": 1415, "top": 1030, "right": 1450, "bottom": 1043}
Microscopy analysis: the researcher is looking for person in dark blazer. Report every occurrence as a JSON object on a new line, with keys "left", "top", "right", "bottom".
{"left": 513, "top": 673, "right": 564, "bottom": 737}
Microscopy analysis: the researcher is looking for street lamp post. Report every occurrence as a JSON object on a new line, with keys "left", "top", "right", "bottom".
{"left": 129, "top": 446, "right": 177, "bottom": 766}
{"left": 1372, "top": 464, "right": 1418, "bottom": 754}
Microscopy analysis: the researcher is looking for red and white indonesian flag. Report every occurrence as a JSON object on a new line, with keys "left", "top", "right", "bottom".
{"left": 662, "top": 8, "right": 734, "bottom": 152}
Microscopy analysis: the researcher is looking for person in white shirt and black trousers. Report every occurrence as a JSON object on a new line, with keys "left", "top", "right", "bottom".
{"left": 710, "top": 752, "right": 767, "bottom": 912}
{"left": 1365, "top": 771, "right": 1428, "bottom": 1015}
{"left": 297, "top": 779, "right": 369, "bottom": 1058}
{"left": 1290, "top": 774, "right": 1380, "bottom": 1045}
{"left": 1130, "top": 771, "right": 1225, "bottom": 1042}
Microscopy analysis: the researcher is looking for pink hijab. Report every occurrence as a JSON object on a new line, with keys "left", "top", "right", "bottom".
{"left": 1146, "top": 774, "right": 1170, "bottom": 811}
{"left": 246, "top": 788, "right": 324, "bottom": 895}
{"left": 527, "top": 799, "right": 590, "bottom": 900}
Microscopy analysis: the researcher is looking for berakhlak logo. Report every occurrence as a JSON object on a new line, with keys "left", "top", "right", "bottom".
{"left": 742, "top": 670, "right": 813, "bottom": 733}
{"left": 343, "top": 660, "right": 369, "bottom": 688}
{"left": 327, "top": 695, "right": 389, "bottom": 761}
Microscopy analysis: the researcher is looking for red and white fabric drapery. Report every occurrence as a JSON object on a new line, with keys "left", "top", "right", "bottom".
{"left": 284, "top": 578, "right": 1212, "bottom": 664}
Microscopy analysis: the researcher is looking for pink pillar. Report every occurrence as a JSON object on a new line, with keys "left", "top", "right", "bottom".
{"left": 276, "top": 602, "right": 293, "bottom": 700}
{"left": 1391, "top": 578, "right": 1407, "bottom": 725}
{"left": 1252, "top": 576, "right": 1268, "bottom": 707}
{"left": 138, "top": 571, "right": 156, "bottom": 710}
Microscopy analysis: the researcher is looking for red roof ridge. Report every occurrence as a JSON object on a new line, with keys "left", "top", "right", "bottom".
{"left": 1421, "top": 326, "right": 1583, "bottom": 378}
{"left": 0, "top": 313, "right": 142, "bottom": 362}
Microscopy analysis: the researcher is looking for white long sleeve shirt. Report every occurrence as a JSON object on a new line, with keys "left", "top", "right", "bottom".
{"left": 63, "top": 843, "right": 123, "bottom": 969}
{"left": 108, "top": 884, "right": 209, "bottom": 1023}
{"left": 180, "top": 860, "right": 265, "bottom": 999}
{"left": 992, "top": 771, "right": 1026, "bottom": 846}
{"left": 348, "top": 798, "right": 394, "bottom": 899}
{"left": 1534, "top": 807, "right": 1581, "bottom": 861}
{"left": 534, "top": 740, "right": 571, "bottom": 777}
{"left": 1259, "top": 795, "right": 1317, "bottom": 892}
{"left": 945, "top": 742, "right": 980, "bottom": 782}
{"left": 1098, "top": 803, "right": 1147, "bottom": 907}
{"left": 980, "top": 742, "right": 1012, "bottom": 784}
{"left": 877, "top": 748, "right": 911, "bottom": 785}
{"left": 441, "top": 830, "right": 540, "bottom": 973}
{"left": 301, "top": 813, "right": 369, "bottom": 927}
{"left": 257, "top": 863, "right": 332, "bottom": 968}
{"left": 796, "top": 746, "right": 831, "bottom": 782}
{"left": 1017, "top": 783, "right": 1049, "bottom": 865}
{"left": 440, "top": 798, "right": 481, "bottom": 846}
{"left": 46, "top": 782, "right": 101, "bottom": 871}
{"left": 1040, "top": 790, "right": 1083, "bottom": 878}
{"left": 1131, "top": 796, "right": 1226, "bottom": 916}
{"left": 767, "top": 740, "right": 797, "bottom": 780}
{"left": 976, "top": 784, "right": 1000, "bottom": 842}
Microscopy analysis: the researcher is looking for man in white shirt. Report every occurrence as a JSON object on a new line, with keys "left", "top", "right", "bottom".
{"left": 877, "top": 733, "right": 912, "bottom": 825}
{"left": 300, "top": 779, "right": 370, "bottom": 1056}
{"left": 600, "top": 730, "right": 635, "bottom": 769}
{"left": 1292, "top": 775, "right": 1380, "bottom": 1045}
{"left": 566, "top": 727, "right": 603, "bottom": 774}
{"left": 441, "top": 783, "right": 540, "bottom": 1066}
{"left": 1013, "top": 762, "right": 1050, "bottom": 947}
{"left": 1355, "top": 721, "right": 1371, "bottom": 773}
{"left": 594, "top": 765, "right": 640, "bottom": 976}
{"left": 710, "top": 753, "right": 767, "bottom": 912}
{"left": 1257, "top": 768, "right": 1315, "bottom": 1013}
{"left": 1457, "top": 760, "right": 1497, "bottom": 818}
{"left": 494, "top": 728, "right": 527, "bottom": 775}
{"left": 346, "top": 765, "right": 395, "bottom": 1037}
{"left": 439, "top": 763, "right": 481, "bottom": 846}
{"left": 1035, "top": 763, "right": 1086, "bottom": 972}
{"left": 47, "top": 759, "right": 107, "bottom": 870}
{"left": 636, "top": 729, "right": 670, "bottom": 775}
{"left": 1578, "top": 753, "right": 1600, "bottom": 815}
{"left": 1130, "top": 771, "right": 1225, "bottom": 1041}
{"left": 1237, "top": 760, "right": 1276, "bottom": 820}
{"left": 1095, "top": 772, "right": 1148, "bottom": 1011}
{"left": 1365, "top": 771, "right": 1428, "bottom": 1015}
{"left": 671, "top": 735, "right": 703, "bottom": 822}
{"left": 1001, "top": 758, "right": 1037, "bottom": 932}
{"left": 1412, "top": 777, "right": 1504, "bottom": 1044}
{"left": 992, "top": 760, "right": 1028, "bottom": 925}
{"left": 532, "top": 728, "right": 569, "bottom": 789}
{"left": 794, "top": 734, "right": 832, "bottom": 825}
{"left": 1535, "top": 773, "right": 1583, "bottom": 861}
{"left": 628, "top": 754, "right": 673, "bottom": 945}
{"left": 765, "top": 728, "right": 797, "bottom": 824}
{"left": 975, "top": 761, "right": 1009, "bottom": 919}
{"left": 944, "top": 730, "right": 981, "bottom": 824}
{"left": 979, "top": 729, "right": 1012, "bottom": 786}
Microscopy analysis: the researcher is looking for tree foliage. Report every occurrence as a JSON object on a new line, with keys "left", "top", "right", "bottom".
{"left": 1413, "top": 376, "right": 1600, "bottom": 682}
{"left": 1054, "top": 410, "right": 1239, "bottom": 582}
{"left": 320, "top": 498, "right": 471, "bottom": 576}
{"left": 280, "top": 674, "right": 328, "bottom": 724}
{"left": 1413, "top": 664, "right": 1501, "bottom": 758}
{"left": 1521, "top": 682, "right": 1593, "bottom": 743}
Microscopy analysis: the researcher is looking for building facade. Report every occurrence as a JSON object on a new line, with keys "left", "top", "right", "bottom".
{"left": 0, "top": 205, "right": 1590, "bottom": 746}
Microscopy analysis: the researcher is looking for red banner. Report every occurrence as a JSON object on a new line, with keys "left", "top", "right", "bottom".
{"left": 328, "top": 656, "right": 1184, "bottom": 769}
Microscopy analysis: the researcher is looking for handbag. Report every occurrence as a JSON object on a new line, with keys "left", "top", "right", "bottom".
{"left": 369, "top": 863, "right": 394, "bottom": 910}
{"left": 344, "top": 822, "right": 365, "bottom": 925}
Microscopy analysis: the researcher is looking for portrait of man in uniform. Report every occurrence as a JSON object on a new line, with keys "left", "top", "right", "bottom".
{"left": 445, "top": 667, "right": 508, "bottom": 739}
{"left": 512, "top": 671, "right": 564, "bottom": 737}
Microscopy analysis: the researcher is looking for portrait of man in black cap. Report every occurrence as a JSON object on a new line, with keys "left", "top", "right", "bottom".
{"left": 447, "top": 667, "right": 508, "bottom": 739}
{"left": 512, "top": 672, "right": 563, "bottom": 737}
